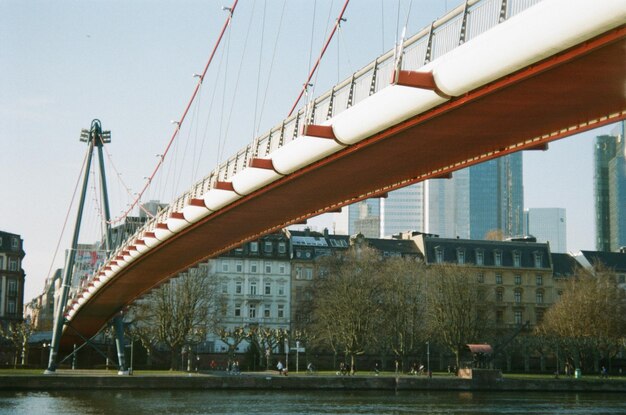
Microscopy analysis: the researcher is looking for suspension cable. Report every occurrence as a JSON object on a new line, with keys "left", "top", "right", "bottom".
{"left": 108, "top": 0, "right": 239, "bottom": 225}
{"left": 287, "top": 0, "right": 351, "bottom": 117}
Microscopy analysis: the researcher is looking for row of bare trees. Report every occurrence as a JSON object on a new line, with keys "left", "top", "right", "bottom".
{"left": 118, "top": 246, "right": 625, "bottom": 373}
{"left": 306, "top": 245, "right": 490, "bottom": 373}
{"left": 305, "top": 245, "right": 626, "bottom": 373}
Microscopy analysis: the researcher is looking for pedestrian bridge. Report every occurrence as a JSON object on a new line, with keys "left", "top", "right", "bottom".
{"left": 59, "top": 0, "right": 626, "bottom": 349}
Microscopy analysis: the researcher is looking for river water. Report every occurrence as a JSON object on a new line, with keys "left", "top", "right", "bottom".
{"left": 0, "top": 390, "right": 624, "bottom": 414}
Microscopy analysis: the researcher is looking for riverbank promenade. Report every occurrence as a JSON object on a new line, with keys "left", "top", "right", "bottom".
{"left": 1, "top": 370, "right": 625, "bottom": 392}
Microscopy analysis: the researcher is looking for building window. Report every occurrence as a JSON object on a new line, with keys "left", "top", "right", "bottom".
{"left": 278, "top": 242, "right": 287, "bottom": 254}
{"left": 305, "top": 267, "right": 313, "bottom": 280}
{"left": 536, "top": 290, "right": 544, "bottom": 304}
{"left": 264, "top": 241, "right": 273, "bottom": 253}
{"left": 250, "top": 241, "right": 259, "bottom": 253}
{"left": 8, "top": 280, "right": 17, "bottom": 296}
{"left": 236, "top": 261, "right": 243, "bottom": 273}
{"left": 249, "top": 305, "right": 257, "bottom": 318}
{"left": 536, "top": 309, "right": 544, "bottom": 324}
{"left": 221, "top": 283, "right": 228, "bottom": 294}
{"left": 477, "top": 272, "right": 485, "bottom": 283}
{"left": 495, "top": 288, "right": 503, "bottom": 302}
{"left": 234, "top": 304, "right": 241, "bottom": 317}
{"left": 434, "top": 246, "right": 444, "bottom": 264}
{"left": 250, "top": 281, "right": 257, "bottom": 295}
{"left": 514, "top": 274, "right": 522, "bottom": 285}
{"left": 457, "top": 249, "right": 465, "bottom": 265}
{"left": 265, "top": 281, "right": 271, "bottom": 295}
{"left": 536, "top": 275, "right": 543, "bottom": 286}
{"left": 279, "top": 263, "right": 286, "bottom": 274}
{"left": 514, "top": 310, "right": 523, "bottom": 325}
{"left": 514, "top": 288, "right": 522, "bottom": 304}
{"left": 277, "top": 304, "right": 285, "bottom": 318}
{"left": 235, "top": 281, "right": 243, "bottom": 294}
{"left": 9, "top": 258, "right": 18, "bottom": 271}
{"left": 278, "top": 283, "right": 285, "bottom": 296}
{"left": 0, "top": 257, "right": 3, "bottom": 270}
{"left": 11, "top": 237, "right": 18, "bottom": 250}
{"left": 476, "top": 250, "right": 484, "bottom": 266}
{"left": 250, "top": 261, "right": 258, "bottom": 273}
{"left": 533, "top": 252, "right": 543, "bottom": 268}
{"left": 495, "top": 274, "right": 502, "bottom": 284}
{"left": 8, "top": 300, "right": 16, "bottom": 316}
{"left": 221, "top": 262, "right": 229, "bottom": 273}
{"left": 513, "top": 251, "right": 521, "bottom": 267}
{"left": 265, "top": 263, "right": 272, "bottom": 274}
{"left": 263, "top": 305, "right": 271, "bottom": 318}
{"left": 295, "top": 266, "right": 304, "bottom": 280}
{"left": 496, "top": 310, "right": 503, "bottom": 324}
{"left": 494, "top": 250, "right": 502, "bottom": 266}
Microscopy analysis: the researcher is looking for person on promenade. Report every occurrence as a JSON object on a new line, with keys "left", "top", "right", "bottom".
{"left": 277, "top": 360, "right": 284, "bottom": 375}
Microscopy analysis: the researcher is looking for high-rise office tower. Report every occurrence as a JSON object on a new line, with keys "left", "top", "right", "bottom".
{"left": 524, "top": 208, "right": 567, "bottom": 253}
{"left": 348, "top": 183, "right": 425, "bottom": 238}
{"left": 348, "top": 153, "right": 524, "bottom": 240}
{"left": 594, "top": 121, "right": 626, "bottom": 252}
{"left": 427, "top": 153, "right": 524, "bottom": 240}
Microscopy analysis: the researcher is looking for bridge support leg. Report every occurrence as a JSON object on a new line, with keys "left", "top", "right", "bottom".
{"left": 113, "top": 314, "right": 128, "bottom": 375}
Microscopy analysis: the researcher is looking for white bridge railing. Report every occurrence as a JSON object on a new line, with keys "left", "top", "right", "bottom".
{"left": 69, "top": 0, "right": 545, "bottom": 313}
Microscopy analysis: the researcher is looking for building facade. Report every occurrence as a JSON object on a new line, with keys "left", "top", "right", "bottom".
{"left": 209, "top": 232, "right": 291, "bottom": 353}
{"left": 408, "top": 233, "right": 554, "bottom": 328}
{"left": 0, "top": 231, "right": 26, "bottom": 328}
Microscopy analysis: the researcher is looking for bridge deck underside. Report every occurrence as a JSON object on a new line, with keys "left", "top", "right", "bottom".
{"left": 62, "top": 29, "right": 626, "bottom": 349}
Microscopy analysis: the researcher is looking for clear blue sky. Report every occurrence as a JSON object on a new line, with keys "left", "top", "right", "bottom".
{"left": 0, "top": 1, "right": 615, "bottom": 301}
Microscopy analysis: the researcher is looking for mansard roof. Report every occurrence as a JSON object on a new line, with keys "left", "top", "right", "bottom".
{"left": 420, "top": 236, "right": 551, "bottom": 269}
{"left": 579, "top": 250, "right": 626, "bottom": 273}
{"left": 363, "top": 237, "right": 421, "bottom": 258}
{"left": 550, "top": 253, "right": 581, "bottom": 278}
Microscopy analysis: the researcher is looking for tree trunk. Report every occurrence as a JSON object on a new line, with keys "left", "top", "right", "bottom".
{"left": 350, "top": 354, "right": 356, "bottom": 375}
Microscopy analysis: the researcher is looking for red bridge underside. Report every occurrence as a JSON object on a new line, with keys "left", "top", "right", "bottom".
{"left": 61, "top": 27, "right": 626, "bottom": 350}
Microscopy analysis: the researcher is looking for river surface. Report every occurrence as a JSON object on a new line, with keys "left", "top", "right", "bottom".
{"left": 0, "top": 390, "right": 624, "bottom": 414}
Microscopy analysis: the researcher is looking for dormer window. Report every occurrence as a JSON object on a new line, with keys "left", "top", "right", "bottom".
{"left": 456, "top": 248, "right": 465, "bottom": 265}
{"left": 434, "top": 246, "right": 444, "bottom": 264}
{"left": 476, "top": 249, "right": 484, "bottom": 266}
{"left": 533, "top": 252, "right": 543, "bottom": 268}
{"left": 494, "top": 250, "right": 502, "bottom": 266}
{"left": 513, "top": 250, "right": 521, "bottom": 267}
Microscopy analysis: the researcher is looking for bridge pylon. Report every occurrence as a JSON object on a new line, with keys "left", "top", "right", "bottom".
{"left": 45, "top": 119, "right": 127, "bottom": 374}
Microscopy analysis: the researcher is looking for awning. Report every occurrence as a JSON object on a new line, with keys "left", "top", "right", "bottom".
{"left": 466, "top": 344, "right": 493, "bottom": 354}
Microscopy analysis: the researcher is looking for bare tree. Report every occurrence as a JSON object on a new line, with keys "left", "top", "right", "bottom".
{"left": 216, "top": 326, "right": 247, "bottom": 368}
{"left": 0, "top": 319, "right": 34, "bottom": 368}
{"left": 538, "top": 265, "right": 626, "bottom": 371}
{"left": 310, "top": 245, "right": 385, "bottom": 374}
{"left": 127, "top": 264, "right": 223, "bottom": 370}
{"left": 378, "top": 257, "right": 426, "bottom": 372}
{"left": 424, "top": 264, "right": 491, "bottom": 368}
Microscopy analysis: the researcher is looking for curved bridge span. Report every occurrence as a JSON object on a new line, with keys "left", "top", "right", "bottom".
{"left": 60, "top": 0, "right": 626, "bottom": 349}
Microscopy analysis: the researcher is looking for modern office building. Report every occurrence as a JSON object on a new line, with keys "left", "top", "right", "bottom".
{"left": 524, "top": 208, "right": 567, "bottom": 253}
{"left": 594, "top": 121, "right": 626, "bottom": 252}
{"left": 0, "top": 231, "right": 26, "bottom": 328}
{"left": 426, "top": 153, "right": 524, "bottom": 239}
{"left": 349, "top": 153, "right": 524, "bottom": 241}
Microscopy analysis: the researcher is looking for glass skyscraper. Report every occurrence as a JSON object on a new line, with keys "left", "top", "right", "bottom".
{"left": 427, "top": 153, "right": 524, "bottom": 240}
{"left": 594, "top": 121, "right": 626, "bottom": 252}
{"left": 348, "top": 153, "right": 524, "bottom": 241}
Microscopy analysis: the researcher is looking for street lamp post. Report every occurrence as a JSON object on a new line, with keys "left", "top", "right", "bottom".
{"left": 426, "top": 342, "right": 430, "bottom": 377}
